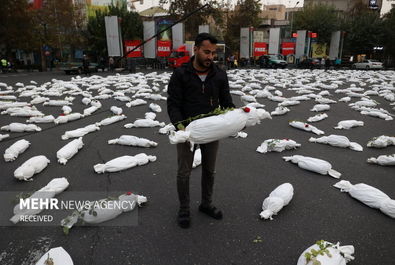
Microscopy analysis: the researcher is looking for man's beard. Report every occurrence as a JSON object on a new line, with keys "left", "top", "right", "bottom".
{"left": 196, "top": 55, "right": 212, "bottom": 69}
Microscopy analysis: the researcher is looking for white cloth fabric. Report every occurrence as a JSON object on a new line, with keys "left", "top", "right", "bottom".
{"left": 62, "top": 124, "right": 100, "bottom": 140}
{"left": 110, "top": 106, "right": 123, "bottom": 115}
{"left": 310, "top": 104, "right": 330, "bottom": 112}
{"left": 1, "top": 123, "right": 41, "bottom": 132}
{"left": 4, "top": 139, "right": 30, "bottom": 162}
{"left": 334, "top": 180, "right": 395, "bottom": 218}
{"left": 126, "top": 99, "right": 147, "bottom": 107}
{"left": 96, "top": 115, "right": 127, "bottom": 126}
{"left": 54, "top": 113, "right": 83, "bottom": 124}
{"left": 367, "top": 154, "right": 395, "bottom": 166}
{"left": 271, "top": 106, "right": 290, "bottom": 116}
{"left": 256, "top": 139, "right": 301, "bottom": 153}
{"left": 94, "top": 153, "right": 157, "bottom": 173}
{"left": 149, "top": 103, "right": 162, "bottom": 113}
{"left": 289, "top": 121, "right": 324, "bottom": 135}
{"left": 14, "top": 155, "right": 50, "bottom": 181}
{"left": 309, "top": 135, "right": 363, "bottom": 151}
{"left": 57, "top": 137, "right": 84, "bottom": 165}
{"left": 26, "top": 115, "right": 55, "bottom": 123}
{"left": 283, "top": 155, "right": 341, "bottom": 178}
{"left": 35, "top": 247, "right": 74, "bottom": 265}
{"left": 307, "top": 113, "right": 328, "bottom": 123}
{"left": 367, "top": 135, "right": 395, "bottom": 148}
{"left": 108, "top": 135, "right": 158, "bottom": 147}
{"left": 124, "top": 119, "right": 165, "bottom": 128}
{"left": 192, "top": 148, "right": 202, "bottom": 168}
{"left": 334, "top": 120, "right": 364, "bottom": 130}
{"left": 260, "top": 183, "right": 294, "bottom": 220}
{"left": 297, "top": 241, "right": 355, "bottom": 265}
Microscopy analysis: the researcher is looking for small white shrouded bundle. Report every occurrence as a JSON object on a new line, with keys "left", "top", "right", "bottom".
{"left": 61, "top": 192, "right": 147, "bottom": 233}
{"left": 297, "top": 240, "right": 355, "bottom": 265}
{"left": 54, "top": 113, "right": 83, "bottom": 124}
{"left": 310, "top": 104, "right": 330, "bottom": 112}
{"left": 307, "top": 113, "right": 328, "bottom": 123}
{"left": 108, "top": 135, "right": 158, "bottom": 147}
{"left": 283, "top": 155, "right": 341, "bottom": 178}
{"left": 260, "top": 183, "right": 294, "bottom": 220}
{"left": 145, "top": 112, "right": 156, "bottom": 120}
{"left": 192, "top": 148, "right": 202, "bottom": 168}
{"left": 149, "top": 103, "right": 162, "bottom": 113}
{"left": 96, "top": 114, "right": 127, "bottom": 126}
{"left": 309, "top": 135, "right": 363, "bottom": 152}
{"left": 256, "top": 139, "right": 300, "bottom": 153}
{"left": 4, "top": 139, "right": 30, "bottom": 162}
{"left": 367, "top": 135, "right": 395, "bottom": 148}
{"left": 126, "top": 99, "right": 147, "bottom": 107}
{"left": 57, "top": 137, "right": 84, "bottom": 165}
{"left": 334, "top": 120, "right": 364, "bottom": 130}
{"left": 94, "top": 153, "right": 157, "bottom": 173}
{"left": 43, "top": 100, "right": 72, "bottom": 106}
{"left": 169, "top": 107, "right": 271, "bottom": 147}
{"left": 10, "top": 177, "right": 69, "bottom": 224}
{"left": 159, "top": 124, "right": 175, "bottom": 135}
{"left": 0, "top": 134, "right": 10, "bottom": 141}
{"left": 271, "top": 106, "right": 290, "bottom": 116}
{"left": 367, "top": 154, "right": 395, "bottom": 166}
{"left": 62, "top": 105, "right": 72, "bottom": 115}
{"left": 289, "top": 121, "right": 324, "bottom": 135}
{"left": 234, "top": 131, "right": 248, "bottom": 138}
{"left": 110, "top": 106, "right": 123, "bottom": 115}
{"left": 83, "top": 105, "right": 99, "bottom": 116}
{"left": 34, "top": 247, "right": 74, "bottom": 265}
{"left": 14, "top": 155, "right": 50, "bottom": 181}
{"left": 26, "top": 115, "right": 55, "bottom": 123}
{"left": 124, "top": 119, "right": 165, "bottom": 128}
{"left": 1, "top": 123, "right": 41, "bottom": 132}
{"left": 82, "top": 97, "right": 91, "bottom": 105}
{"left": 334, "top": 180, "right": 395, "bottom": 218}
{"left": 61, "top": 124, "right": 100, "bottom": 140}
{"left": 360, "top": 110, "right": 393, "bottom": 121}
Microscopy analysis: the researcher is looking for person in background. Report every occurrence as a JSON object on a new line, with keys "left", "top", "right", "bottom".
{"left": 109, "top": 57, "right": 115, "bottom": 72}
{"left": 167, "top": 33, "right": 235, "bottom": 229}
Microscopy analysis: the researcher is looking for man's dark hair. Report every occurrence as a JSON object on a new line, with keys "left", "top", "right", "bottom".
{"left": 194, "top": 33, "right": 218, "bottom": 47}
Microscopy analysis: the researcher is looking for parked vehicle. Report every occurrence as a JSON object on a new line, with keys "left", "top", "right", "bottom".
{"left": 168, "top": 45, "right": 190, "bottom": 68}
{"left": 60, "top": 60, "right": 99, "bottom": 74}
{"left": 298, "top": 58, "right": 321, "bottom": 69}
{"left": 259, "top": 54, "right": 287, "bottom": 68}
{"left": 352, "top": 59, "right": 383, "bottom": 70}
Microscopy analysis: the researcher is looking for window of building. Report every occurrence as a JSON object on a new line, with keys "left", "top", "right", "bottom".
{"left": 269, "top": 8, "right": 277, "bottom": 10}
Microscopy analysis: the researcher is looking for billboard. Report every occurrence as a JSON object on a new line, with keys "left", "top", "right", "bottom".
{"left": 124, "top": 40, "right": 143, "bottom": 58}
{"left": 329, "top": 31, "right": 341, "bottom": 59}
{"left": 172, "top": 23, "right": 184, "bottom": 50}
{"left": 105, "top": 16, "right": 123, "bottom": 57}
{"left": 143, "top": 21, "right": 156, "bottom": 59}
{"left": 295, "top": 30, "right": 307, "bottom": 59}
{"left": 268, "top": 28, "right": 280, "bottom": 55}
{"left": 281, "top": 42, "right": 296, "bottom": 56}
{"left": 157, "top": 40, "right": 171, "bottom": 57}
{"left": 253, "top": 42, "right": 268, "bottom": 57}
{"left": 240, "top": 28, "right": 250, "bottom": 59}
{"left": 311, "top": 43, "right": 327, "bottom": 58}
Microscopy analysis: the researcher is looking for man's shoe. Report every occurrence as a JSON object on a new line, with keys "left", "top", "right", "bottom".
{"left": 198, "top": 204, "right": 223, "bottom": 220}
{"left": 177, "top": 210, "right": 190, "bottom": 228}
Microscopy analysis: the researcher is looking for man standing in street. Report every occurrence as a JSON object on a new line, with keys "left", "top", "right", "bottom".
{"left": 167, "top": 33, "right": 235, "bottom": 229}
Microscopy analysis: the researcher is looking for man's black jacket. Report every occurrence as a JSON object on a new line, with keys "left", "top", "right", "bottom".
{"left": 167, "top": 58, "right": 235, "bottom": 128}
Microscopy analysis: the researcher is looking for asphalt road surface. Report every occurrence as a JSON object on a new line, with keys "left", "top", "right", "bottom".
{"left": 0, "top": 69, "right": 394, "bottom": 265}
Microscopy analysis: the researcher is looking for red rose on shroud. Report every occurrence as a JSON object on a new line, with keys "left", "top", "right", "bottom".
{"left": 284, "top": 138, "right": 289, "bottom": 141}
{"left": 60, "top": 113, "right": 65, "bottom": 116}
{"left": 304, "top": 124, "right": 309, "bottom": 128}
{"left": 126, "top": 192, "right": 132, "bottom": 195}
{"left": 243, "top": 107, "right": 251, "bottom": 113}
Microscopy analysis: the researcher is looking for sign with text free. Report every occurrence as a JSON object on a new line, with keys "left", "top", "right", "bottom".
{"left": 253, "top": 42, "right": 268, "bottom": 56}
{"left": 124, "top": 40, "right": 143, "bottom": 58}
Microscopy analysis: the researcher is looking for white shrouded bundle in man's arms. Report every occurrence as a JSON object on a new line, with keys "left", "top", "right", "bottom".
{"left": 94, "top": 153, "right": 156, "bottom": 173}
{"left": 35, "top": 246, "right": 74, "bottom": 265}
{"left": 61, "top": 192, "right": 147, "bottom": 234}
{"left": 256, "top": 139, "right": 301, "bottom": 153}
{"left": 4, "top": 139, "right": 30, "bottom": 162}
{"left": 169, "top": 107, "right": 271, "bottom": 148}
{"left": 10, "top": 177, "right": 69, "bottom": 224}
{"left": 260, "top": 183, "right": 293, "bottom": 220}
{"left": 297, "top": 240, "right": 355, "bottom": 265}
{"left": 334, "top": 180, "right": 395, "bottom": 218}
{"left": 289, "top": 121, "right": 324, "bottom": 135}
{"left": 283, "top": 155, "right": 341, "bottom": 178}
{"left": 309, "top": 135, "right": 363, "bottom": 152}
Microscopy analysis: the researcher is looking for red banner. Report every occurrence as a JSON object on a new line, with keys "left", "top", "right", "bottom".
{"left": 124, "top": 40, "right": 143, "bottom": 58}
{"left": 253, "top": 42, "right": 267, "bottom": 57}
{"left": 28, "top": 0, "right": 43, "bottom": 9}
{"left": 157, "top": 40, "right": 172, "bottom": 57}
{"left": 281, "top": 42, "right": 296, "bottom": 56}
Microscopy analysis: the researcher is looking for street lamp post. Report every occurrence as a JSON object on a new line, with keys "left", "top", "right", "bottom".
{"left": 290, "top": 1, "right": 299, "bottom": 38}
